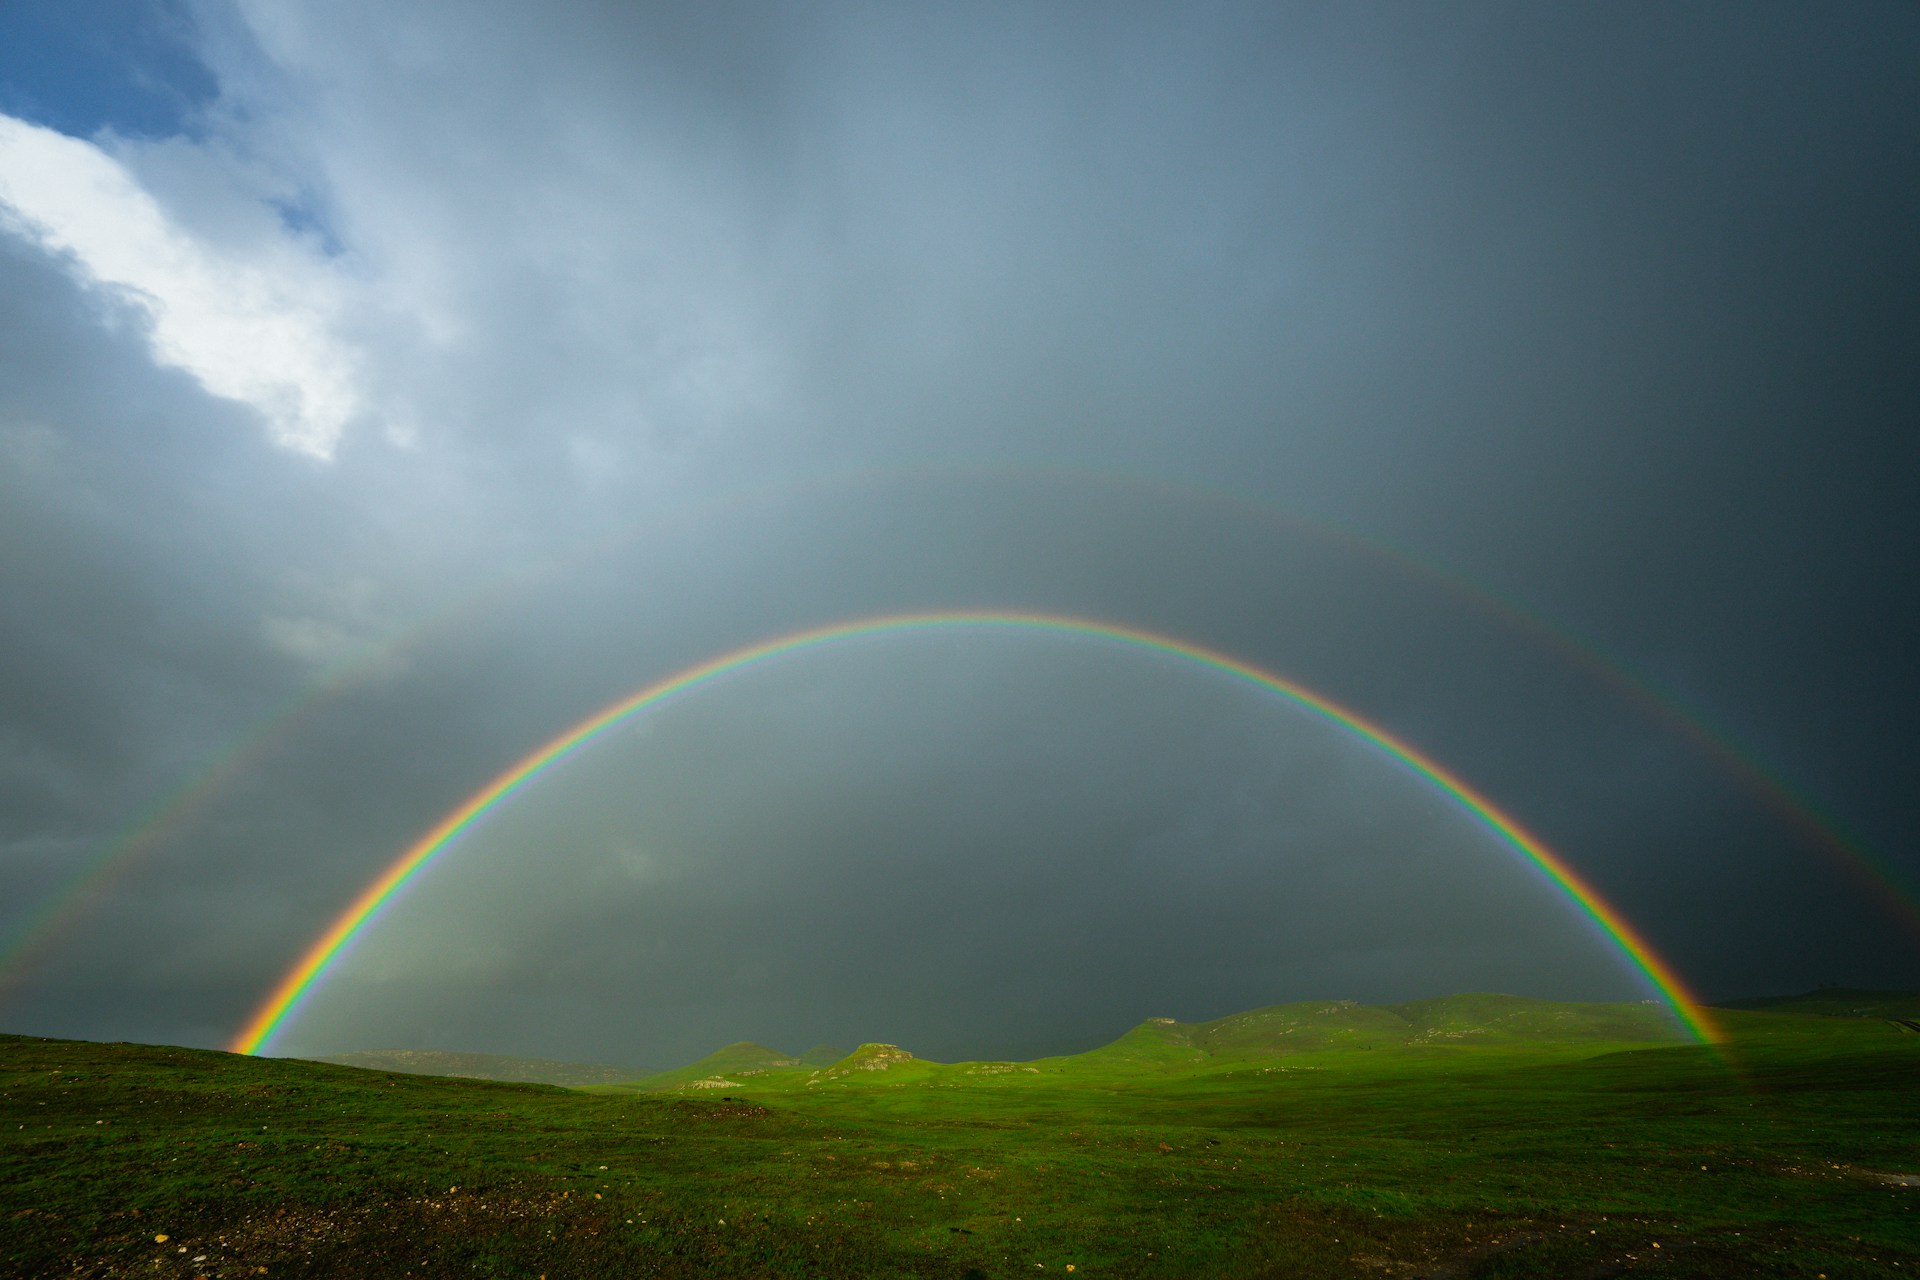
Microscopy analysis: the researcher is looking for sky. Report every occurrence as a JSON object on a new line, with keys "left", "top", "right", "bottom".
{"left": 0, "top": 0, "right": 1915, "bottom": 1072}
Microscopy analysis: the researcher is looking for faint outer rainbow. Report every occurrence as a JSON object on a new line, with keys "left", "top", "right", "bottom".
{"left": 16, "top": 467, "right": 1912, "bottom": 1016}
{"left": 1099, "top": 467, "right": 1920, "bottom": 940}
{"left": 231, "top": 609, "right": 1721, "bottom": 1054}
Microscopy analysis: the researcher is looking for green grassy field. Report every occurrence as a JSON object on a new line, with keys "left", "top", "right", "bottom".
{"left": 5, "top": 996, "right": 1917, "bottom": 1278}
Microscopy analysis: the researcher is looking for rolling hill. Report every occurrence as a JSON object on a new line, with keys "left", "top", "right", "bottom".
{"left": 615, "top": 992, "right": 1693, "bottom": 1092}
{"left": 1714, "top": 987, "right": 1920, "bottom": 1021}
{"left": 4, "top": 996, "right": 1915, "bottom": 1278}
{"left": 307, "top": 1048, "right": 650, "bottom": 1086}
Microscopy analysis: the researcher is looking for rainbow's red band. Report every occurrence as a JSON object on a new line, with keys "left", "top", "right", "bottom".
{"left": 231, "top": 610, "right": 1720, "bottom": 1054}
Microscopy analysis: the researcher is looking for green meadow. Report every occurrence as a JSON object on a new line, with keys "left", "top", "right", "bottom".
{"left": 4, "top": 993, "right": 1917, "bottom": 1278}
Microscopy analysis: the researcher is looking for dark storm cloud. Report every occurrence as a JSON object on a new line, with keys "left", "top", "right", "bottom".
{"left": 0, "top": 1, "right": 1915, "bottom": 1068}
{"left": 284, "top": 634, "right": 1635, "bottom": 1066}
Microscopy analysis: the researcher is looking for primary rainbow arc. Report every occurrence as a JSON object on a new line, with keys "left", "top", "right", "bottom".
{"left": 231, "top": 609, "right": 1720, "bottom": 1054}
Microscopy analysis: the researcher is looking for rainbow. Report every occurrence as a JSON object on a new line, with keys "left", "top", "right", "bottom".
{"left": 231, "top": 609, "right": 1721, "bottom": 1054}
{"left": 15, "top": 466, "right": 1914, "bottom": 1018}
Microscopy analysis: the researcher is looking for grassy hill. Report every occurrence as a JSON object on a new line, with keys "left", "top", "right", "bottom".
{"left": 622, "top": 1041, "right": 816, "bottom": 1091}
{"left": 1386, "top": 991, "right": 1686, "bottom": 1042}
{"left": 795, "top": 1043, "right": 846, "bottom": 1065}
{"left": 1716, "top": 988, "right": 1920, "bottom": 1021}
{"left": 1075, "top": 992, "right": 1686, "bottom": 1064}
{"left": 309, "top": 997, "right": 1686, "bottom": 1100}
{"left": 619, "top": 993, "right": 1693, "bottom": 1092}
{"left": 4, "top": 1006, "right": 1917, "bottom": 1277}
{"left": 308, "top": 1048, "right": 649, "bottom": 1087}
{"left": 308, "top": 1041, "right": 860, "bottom": 1093}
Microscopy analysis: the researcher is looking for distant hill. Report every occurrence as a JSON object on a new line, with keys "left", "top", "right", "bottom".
{"left": 8, "top": 1014, "right": 1914, "bottom": 1279}
{"left": 306, "top": 1049, "right": 647, "bottom": 1087}
{"left": 807, "top": 1043, "right": 928, "bottom": 1081}
{"left": 616, "top": 993, "right": 1693, "bottom": 1092}
{"left": 620, "top": 1041, "right": 818, "bottom": 1092}
{"left": 1385, "top": 992, "right": 1689, "bottom": 1044}
{"left": 1052, "top": 993, "right": 1688, "bottom": 1074}
{"left": 315, "top": 994, "right": 1710, "bottom": 1096}
{"left": 798, "top": 1043, "right": 846, "bottom": 1066}
{"left": 1714, "top": 988, "right": 1920, "bottom": 1021}
{"left": 311, "top": 1041, "right": 853, "bottom": 1092}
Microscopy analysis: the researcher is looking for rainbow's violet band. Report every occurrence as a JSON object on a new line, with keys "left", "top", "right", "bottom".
{"left": 230, "top": 609, "right": 1723, "bottom": 1055}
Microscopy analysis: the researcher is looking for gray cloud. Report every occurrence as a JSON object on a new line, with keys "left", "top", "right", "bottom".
{"left": 0, "top": 0, "right": 1915, "bottom": 1070}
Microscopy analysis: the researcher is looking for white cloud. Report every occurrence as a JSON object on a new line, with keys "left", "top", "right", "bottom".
{"left": 0, "top": 114, "right": 361, "bottom": 458}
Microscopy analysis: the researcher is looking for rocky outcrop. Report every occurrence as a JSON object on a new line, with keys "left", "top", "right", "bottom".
{"left": 808, "top": 1043, "right": 916, "bottom": 1082}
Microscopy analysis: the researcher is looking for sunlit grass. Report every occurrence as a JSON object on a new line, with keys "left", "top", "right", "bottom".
{"left": 3, "top": 1008, "right": 1916, "bottom": 1277}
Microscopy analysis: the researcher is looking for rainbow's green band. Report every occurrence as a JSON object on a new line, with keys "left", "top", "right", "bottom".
{"left": 231, "top": 609, "right": 1721, "bottom": 1054}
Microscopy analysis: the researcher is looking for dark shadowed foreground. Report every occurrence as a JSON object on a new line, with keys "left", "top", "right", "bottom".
{"left": 4, "top": 996, "right": 1917, "bottom": 1278}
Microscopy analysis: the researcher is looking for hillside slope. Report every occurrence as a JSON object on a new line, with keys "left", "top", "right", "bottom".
{"left": 308, "top": 1048, "right": 647, "bottom": 1086}
{"left": 631, "top": 993, "right": 1693, "bottom": 1091}
{"left": 1715, "top": 988, "right": 1920, "bottom": 1021}
{"left": 621, "top": 1041, "right": 816, "bottom": 1091}
{"left": 6, "top": 1023, "right": 1917, "bottom": 1278}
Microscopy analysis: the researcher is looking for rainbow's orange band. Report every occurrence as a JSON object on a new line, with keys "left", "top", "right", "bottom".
{"left": 232, "top": 610, "right": 1720, "bottom": 1053}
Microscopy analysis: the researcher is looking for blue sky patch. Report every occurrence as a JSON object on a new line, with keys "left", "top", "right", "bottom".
{"left": 0, "top": 0, "right": 218, "bottom": 139}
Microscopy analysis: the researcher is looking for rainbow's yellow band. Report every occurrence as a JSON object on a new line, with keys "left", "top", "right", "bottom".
{"left": 231, "top": 609, "right": 1721, "bottom": 1053}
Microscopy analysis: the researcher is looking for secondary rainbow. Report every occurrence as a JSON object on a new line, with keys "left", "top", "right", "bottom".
{"left": 19, "top": 467, "right": 1910, "bottom": 1022}
{"left": 231, "top": 609, "right": 1722, "bottom": 1054}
